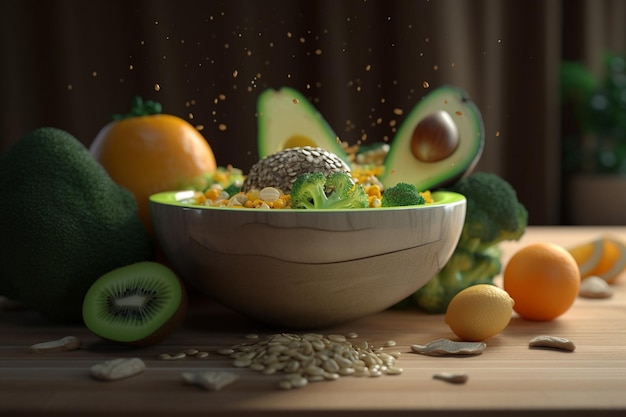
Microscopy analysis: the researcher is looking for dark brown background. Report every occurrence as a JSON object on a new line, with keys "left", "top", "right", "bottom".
{"left": 2, "top": 0, "right": 625, "bottom": 225}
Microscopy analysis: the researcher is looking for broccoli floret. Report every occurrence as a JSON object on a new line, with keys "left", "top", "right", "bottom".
{"left": 381, "top": 182, "right": 426, "bottom": 207}
{"left": 223, "top": 182, "right": 242, "bottom": 197}
{"left": 449, "top": 172, "right": 528, "bottom": 252}
{"left": 291, "top": 171, "right": 368, "bottom": 210}
{"left": 405, "top": 171, "right": 527, "bottom": 313}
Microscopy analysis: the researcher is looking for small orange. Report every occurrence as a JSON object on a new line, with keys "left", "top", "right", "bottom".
{"left": 90, "top": 97, "right": 217, "bottom": 235}
{"left": 503, "top": 242, "right": 580, "bottom": 321}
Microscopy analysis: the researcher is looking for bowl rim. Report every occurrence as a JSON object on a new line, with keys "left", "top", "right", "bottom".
{"left": 149, "top": 190, "right": 465, "bottom": 211}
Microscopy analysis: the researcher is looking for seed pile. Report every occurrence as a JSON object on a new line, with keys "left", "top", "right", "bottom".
{"left": 217, "top": 332, "right": 403, "bottom": 390}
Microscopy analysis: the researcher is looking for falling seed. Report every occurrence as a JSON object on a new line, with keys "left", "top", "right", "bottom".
{"left": 233, "top": 70, "right": 239, "bottom": 78}
{"left": 218, "top": 124, "right": 227, "bottom": 131}
{"left": 423, "top": 81, "right": 430, "bottom": 88}
{"left": 92, "top": 71, "right": 98, "bottom": 77}
{"left": 496, "top": 131, "right": 501, "bottom": 137}
{"left": 292, "top": 98, "right": 299, "bottom": 104}
{"left": 154, "top": 84, "right": 160, "bottom": 91}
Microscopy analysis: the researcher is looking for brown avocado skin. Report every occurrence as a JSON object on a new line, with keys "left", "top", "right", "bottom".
{"left": 381, "top": 86, "right": 485, "bottom": 191}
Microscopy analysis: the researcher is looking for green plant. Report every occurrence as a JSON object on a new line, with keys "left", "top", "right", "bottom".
{"left": 561, "top": 53, "right": 626, "bottom": 174}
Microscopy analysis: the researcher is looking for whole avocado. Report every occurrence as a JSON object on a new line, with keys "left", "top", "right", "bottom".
{"left": 0, "top": 127, "right": 154, "bottom": 322}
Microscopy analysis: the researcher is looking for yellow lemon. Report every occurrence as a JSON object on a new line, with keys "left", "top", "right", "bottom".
{"left": 445, "top": 284, "right": 514, "bottom": 342}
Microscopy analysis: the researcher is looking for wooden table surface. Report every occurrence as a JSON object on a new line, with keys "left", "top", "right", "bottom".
{"left": 2, "top": 226, "right": 626, "bottom": 416}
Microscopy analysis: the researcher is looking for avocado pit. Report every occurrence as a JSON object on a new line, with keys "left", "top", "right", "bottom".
{"left": 410, "top": 110, "right": 459, "bottom": 162}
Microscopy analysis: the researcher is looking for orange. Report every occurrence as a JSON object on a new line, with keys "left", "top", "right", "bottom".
{"left": 503, "top": 242, "right": 580, "bottom": 321}
{"left": 568, "top": 238, "right": 626, "bottom": 284}
{"left": 90, "top": 111, "right": 216, "bottom": 235}
{"left": 445, "top": 284, "right": 514, "bottom": 342}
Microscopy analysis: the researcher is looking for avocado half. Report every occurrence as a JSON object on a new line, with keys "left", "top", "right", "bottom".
{"left": 380, "top": 86, "right": 485, "bottom": 191}
{"left": 257, "top": 86, "right": 350, "bottom": 163}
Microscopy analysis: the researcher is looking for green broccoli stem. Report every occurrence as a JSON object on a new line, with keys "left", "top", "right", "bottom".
{"left": 113, "top": 96, "right": 163, "bottom": 120}
{"left": 409, "top": 245, "right": 503, "bottom": 314}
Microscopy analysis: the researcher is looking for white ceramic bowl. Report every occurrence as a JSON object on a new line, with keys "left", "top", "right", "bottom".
{"left": 150, "top": 191, "right": 466, "bottom": 329}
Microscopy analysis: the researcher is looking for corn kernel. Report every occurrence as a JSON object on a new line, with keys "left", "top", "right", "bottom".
{"left": 213, "top": 171, "right": 228, "bottom": 184}
{"left": 205, "top": 187, "right": 223, "bottom": 201}
{"left": 366, "top": 184, "right": 382, "bottom": 198}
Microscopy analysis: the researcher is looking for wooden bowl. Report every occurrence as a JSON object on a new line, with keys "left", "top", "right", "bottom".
{"left": 149, "top": 191, "right": 466, "bottom": 329}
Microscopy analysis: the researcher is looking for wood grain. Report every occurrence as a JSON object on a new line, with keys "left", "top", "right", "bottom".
{"left": 1, "top": 226, "right": 626, "bottom": 416}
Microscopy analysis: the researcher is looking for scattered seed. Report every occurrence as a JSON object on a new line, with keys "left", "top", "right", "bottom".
{"left": 433, "top": 372, "right": 469, "bottom": 384}
{"left": 386, "top": 366, "right": 404, "bottom": 375}
{"left": 529, "top": 335, "right": 576, "bottom": 352}
{"left": 29, "top": 336, "right": 80, "bottom": 353}
{"left": 410, "top": 339, "right": 486, "bottom": 356}
{"left": 346, "top": 332, "right": 359, "bottom": 339}
{"left": 245, "top": 333, "right": 260, "bottom": 340}
{"left": 217, "top": 348, "right": 236, "bottom": 355}
{"left": 170, "top": 352, "right": 187, "bottom": 360}
{"left": 327, "top": 334, "right": 347, "bottom": 343}
{"left": 288, "top": 376, "right": 309, "bottom": 388}
{"left": 184, "top": 348, "right": 199, "bottom": 356}
{"left": 579, "top": 276, "right": 614, "bottom": 299}
{"left": 196, "top": 351, "right": 209, "bottom": 358}
{"left": 158, "top": 353, "right": 172, "bottom": 360}
{"left": 182, "top": 371, "right": 239, "bottom": 391}
{"left": 277, "top": 379, "right": 293, "bottom": 390}
{"left": 384, "top": 340, "right": 397, "bottom": 347}
{"left": 90, "top": 358, "right": 145, "bottom": 381}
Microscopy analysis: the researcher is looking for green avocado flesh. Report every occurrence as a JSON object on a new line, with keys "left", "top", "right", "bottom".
{"left": 257, "top": 86, "right": 350, "bottom": 163}
{"left": 381, "top": 86, "right": 485, "bottom": 191}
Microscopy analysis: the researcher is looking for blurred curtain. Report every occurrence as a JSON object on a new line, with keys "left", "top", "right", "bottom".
{"left": 1, "top": 0, "right": 626, "bottom": 225}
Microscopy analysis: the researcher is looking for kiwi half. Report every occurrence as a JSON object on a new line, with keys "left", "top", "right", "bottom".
{"left": 82, "top": 262, "right": 187, "bottom": 347}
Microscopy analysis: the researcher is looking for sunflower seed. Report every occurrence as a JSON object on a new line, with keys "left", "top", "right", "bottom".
{"left": 529, "top": 335, "right": 576, "bottom": 352}
{"left": 579, "top": 276, "right": 613, "bottom": 299}
{"left": 182, "top": 371, "right": 239, "bottom": 391}
{"left": 410, "top": 338, "right": 486, "bottom": 356}
{"left": 433, "top": 372, "right": 469, "bottom": 384}
{"left": 29, "top": 336, "right": 80, "bottom": 353}
{"left": 90, "top": 358, "right": 145, "bottom": 381}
